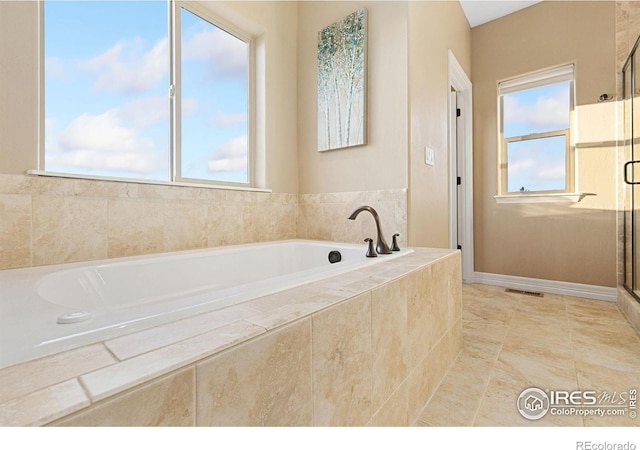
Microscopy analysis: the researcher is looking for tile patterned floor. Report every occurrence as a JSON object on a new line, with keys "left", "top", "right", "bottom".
{"left": 415, "top": 283, "right": 640, "bottom": 426}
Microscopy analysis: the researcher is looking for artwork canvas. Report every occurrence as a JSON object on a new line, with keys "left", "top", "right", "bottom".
{"left": 317, "top": 9, "right": 367, "bottom": 151}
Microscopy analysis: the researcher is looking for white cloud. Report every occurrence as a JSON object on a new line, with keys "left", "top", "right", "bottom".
{"left": 537, "top": 163, "right": 566, "bottom": 180}
{"left": 181, "top": 98, "right": 199, "bottom": 116}
{"left": 207, "top": 135, "right": 247, "bottom": 172}
{"left": 116, "top": 96, "right": 169, "bottom": 128}
{"left": 47, "top": 97, "right": 168, "bottom": 174}
{"left": 45, "top": 56, "right": 66, "bottom": 80}
{"left": 212, "top": 111, "right": 247, "bottom": 129}
{"left": 504, "top": 93, "right": 569, "bottom": 131}
{"left": 82, "top": 37, "right": 168, "bottom": 95}
{"left": 44, "top": 118, "right": 59, "bottom": 152}
{"left": 57, "top": 112, "right": 146, "bottom": 153}
{"left": 507, "top": 158, "right": 536, "bottom": 176}
{"left": 182, "top": 26, "right": 247, "bottom": 79}
{"left": 48, "top": 149, "right": 159, "bottom": 174}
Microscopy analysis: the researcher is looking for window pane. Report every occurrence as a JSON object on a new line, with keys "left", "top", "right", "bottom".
{"left": 180, "top": 8, "right": 249, "bottom": 184}
{"left": 507, "top": 135, "right": 566, "bottom": 193}
{"left": 503, "top": 81, "right": 570, "bottom": 138}
{"left": 44, "top": 1, "right": 169, "bottom": 180}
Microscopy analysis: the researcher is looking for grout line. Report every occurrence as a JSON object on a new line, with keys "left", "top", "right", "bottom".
{"left": 468, "top": 287, "right": 518, "bottom": 426}
{"left": 76, "top": 375, "right": 94, "bottom": 406}
{"left": 310, "top": 313, "right": 316, "bottom": 427}
{"left": 192, "top": 364, "right": 198, "bottom": 426}
{"left": 563, "top": 295, "right": 586, "bottom": 426}
{"left": 411, "top": 319, "right": 464, "bottom": 426}
{"left": 29, "top": 193, "right": 34, "bottom": 267}
{"left": 471, "top": 284, "right": 522, "bottom": 426}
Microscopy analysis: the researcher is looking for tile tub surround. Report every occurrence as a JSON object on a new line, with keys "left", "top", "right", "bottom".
{"left": 0, "top": 174, "right": 407, "bottom": 270}
{"left": 0, "top": 174, "right": 298, "bottom": 270}
{"left": 297, "top": 189, "right": 408, "bottom": 249}
{"left": 0, "top": 248, "right": 461, "bottom": 426}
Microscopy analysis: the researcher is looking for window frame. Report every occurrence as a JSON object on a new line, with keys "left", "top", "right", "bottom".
{"left": 38, "top": 0, "right": 257, "bottom": 190}
{"left": 497, "top": 64, "right": 577, "bottom": 200}
{"left": 172, "top": 1, "right": 255, "bottom": 187}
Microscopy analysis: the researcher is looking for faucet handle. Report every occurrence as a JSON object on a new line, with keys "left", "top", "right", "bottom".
{"left": 391, "top": 233, "right": 400, "bottom": 251}
{"left": 364, "top": 238, "right": 377, "bottom": 258}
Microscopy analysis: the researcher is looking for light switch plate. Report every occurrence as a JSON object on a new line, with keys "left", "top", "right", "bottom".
{"left": 425, "top": 147, "right": 435, "bottom": 166}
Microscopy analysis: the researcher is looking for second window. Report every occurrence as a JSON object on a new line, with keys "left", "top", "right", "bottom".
{"left": 498, "top": 64, "right": 574, "bottom": 195}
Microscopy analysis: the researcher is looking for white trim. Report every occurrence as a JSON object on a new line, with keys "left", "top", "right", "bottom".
{"left": 26, "top": 170, "right": 272, "bottom": 193}
{"left": 499, "top": 63, "right": 574, "bottom": 95}
{"left": 494, "top": 193, "right": 583, "bottom": 204}
{"left": 40, "top": 1, "right": 258, "bottom": 189}
{"left": 448, "top": 91, "right": 457, "bottom": 253}
{"left": 37, "top": 2, "right": 45, "bottom": 171}
{"left": 174, "top": 2, "right": 254, "bottom": 187}
{"left": 498, "top": 63, "right": 576, "bottom": 197}
{"left": 474, "top": 272, "right": 617, "bottom": 302}
{"left": 448, "top": 50, "right": 474, "bottom": 283}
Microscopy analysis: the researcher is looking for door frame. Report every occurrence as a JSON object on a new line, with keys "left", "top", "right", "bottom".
{"left": 448, "top": 50, "right": 474, "bottom": 283}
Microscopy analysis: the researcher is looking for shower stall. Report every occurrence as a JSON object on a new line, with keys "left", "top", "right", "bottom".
{"left": 623, "top": 35, "right": 640, "bottom": 302}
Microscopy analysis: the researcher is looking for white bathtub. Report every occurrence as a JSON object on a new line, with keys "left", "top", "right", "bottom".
{"left": 0, "top": 240, "right": 412, "bottom": 369}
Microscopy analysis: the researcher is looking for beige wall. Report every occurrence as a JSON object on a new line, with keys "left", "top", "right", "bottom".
{"left": 297, "top": 1, "right": 409, "bottom": 195}
{"left": 297, "top": 1, "right": 472, "bottom": 250}
{"left": 0, "top": 1, "right": 299, "bottom": 194}
{"left": 472, "top": 1, "right": 617, "bottom": 287}
{"left": 407, "top": 1, "right": 471, "bottom": 248}
{"left": 0, "top": 1, "right": 39, "bottom": 174}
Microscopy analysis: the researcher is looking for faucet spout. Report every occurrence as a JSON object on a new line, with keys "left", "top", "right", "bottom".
{"left": 348, "top": 206, "right": 393, "bottom": 254}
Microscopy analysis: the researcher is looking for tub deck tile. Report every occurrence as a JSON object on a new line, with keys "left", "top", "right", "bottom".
{"left": 0, "top": 379, "right": 90, "bottom": 426}
{"left": 0, "top": 343, "right": 116, "bottom": 405}
{"left": 81, "top": 320, "right": 266, "bottom": 402}
{"left": 243, "top": 288, "right": 345, "bottom": 330}
{"left": 104, "top": 305, "right": 258, "bottom": 360}
{"left": 303, "top": 267, "right": 384, "bottom": 295}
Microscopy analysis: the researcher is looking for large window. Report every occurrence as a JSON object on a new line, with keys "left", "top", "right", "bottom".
{"left": 43, "top": 1, "right": 252, "bottom": 186}
{"left": 498, "top": 64, "right": 574, "bottom": 195}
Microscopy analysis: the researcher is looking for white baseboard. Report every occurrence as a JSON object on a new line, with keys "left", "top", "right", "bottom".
{"left": 473, "top": 272, "right": 617, "bottom": 302}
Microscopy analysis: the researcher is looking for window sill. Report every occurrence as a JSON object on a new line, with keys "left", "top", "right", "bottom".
{"left": 494, "top": 193, "right": 583, "bottom": 204}
{"left": 26, "top": 170, "right": 272, "bottom": 193}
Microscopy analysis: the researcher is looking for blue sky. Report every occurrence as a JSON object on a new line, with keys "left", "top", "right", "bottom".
{"left": 44, "top": 1, "right": 248, "bottom": 183}
{"left": 503, "top": 82, "right": 570, "bottom": 192}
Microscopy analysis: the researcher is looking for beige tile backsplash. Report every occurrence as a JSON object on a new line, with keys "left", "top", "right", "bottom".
{"left": 0, "top": 174, "right": 406, "bottom": 270}
{"left": 297, "top": 189, "right": 407, "bottom": 248}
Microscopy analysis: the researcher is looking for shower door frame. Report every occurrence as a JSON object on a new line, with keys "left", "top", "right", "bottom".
{"left": 623, "top": 34, "right": 640, "bottom": 303}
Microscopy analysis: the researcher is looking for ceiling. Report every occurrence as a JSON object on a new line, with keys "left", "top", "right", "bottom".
{"left": 459, "top": 1, "right": 543, "bottom": 28}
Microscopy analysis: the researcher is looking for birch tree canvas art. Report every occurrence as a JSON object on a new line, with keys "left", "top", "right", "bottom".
{"left": 317, "top": 9, "right": 367, "bottom": 151}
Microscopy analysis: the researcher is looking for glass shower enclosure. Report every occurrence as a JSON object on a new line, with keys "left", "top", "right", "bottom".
{"left": 623, "top": 35, "right": 640, "bottom": 301}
